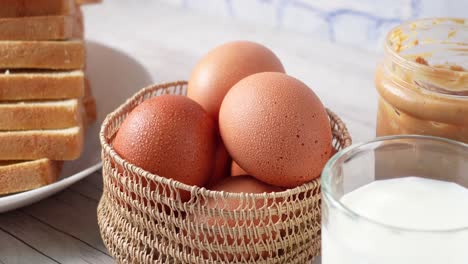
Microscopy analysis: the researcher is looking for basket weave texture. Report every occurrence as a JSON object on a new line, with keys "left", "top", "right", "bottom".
{"left": 98, "top": 81, "right": 352, "bottom": 264}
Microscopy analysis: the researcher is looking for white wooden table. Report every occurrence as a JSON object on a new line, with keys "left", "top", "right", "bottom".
{"left": 0, "top": 1, "right": 378, "bottom": 263}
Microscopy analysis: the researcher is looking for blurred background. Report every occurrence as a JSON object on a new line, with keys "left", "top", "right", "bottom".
{"left": 83, "top": 0, "right": 466, "bottom": 142}
{"left": 157, "top": 0, "right": 467, "bottom": 51}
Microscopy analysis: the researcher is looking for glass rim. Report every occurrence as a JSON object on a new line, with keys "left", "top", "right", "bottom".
{"left": 321, "top": 134, "right": 468, "bottom": 233}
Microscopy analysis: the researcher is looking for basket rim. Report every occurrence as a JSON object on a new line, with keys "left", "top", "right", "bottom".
{"left": 99, "top": 81, "right": 352, "bottom": 200}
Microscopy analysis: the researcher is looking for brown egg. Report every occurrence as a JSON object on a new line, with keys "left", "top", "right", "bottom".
{"left": 219, "top": 72, "right": 332, "bottom": 188}
{"left": 187, "top": 41, "right": 285, "bottom": 120}
{"left": 113, "top": 95, "right": 216, "bottom": 201}
{"left": 195, "top": 176, "right": 282, "bottom": 261}
{"left": 330, "top": 147, "right": 338, "bottom": 157}
{"left": 206, "top": 139, "right": 231, "bottom": 186}
{"left": 231, "top": 160, "right": 247, "bottom": 177}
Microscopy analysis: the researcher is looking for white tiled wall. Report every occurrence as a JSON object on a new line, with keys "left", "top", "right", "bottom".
{"left": 158, "top": 0, "right": 467, "bottom": 51}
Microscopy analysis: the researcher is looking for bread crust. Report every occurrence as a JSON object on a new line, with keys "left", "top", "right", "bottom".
{"left": 0, "top": 99, "right": 81, "bottom": 130}
{"left": 0, "top": 40, "right": 85, "bottom": 70}
{"left": 0, "top": 126, "right": 84, "bottom": 160}
{"left": 0, "top": 70, "right": 85, "bottom": 100}
{"left": 75, "top": 0, "right": 102, "bottom": 5}
{"left": 0, "top": 159, "right": 62, "bottom": 195}
{"left": 0, "top": 15, "right": 73, "bottom": 41}
{"left": 0, "top": 0, "right": 75, "bottom": 18}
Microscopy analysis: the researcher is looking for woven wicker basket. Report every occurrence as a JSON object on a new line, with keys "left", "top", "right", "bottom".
{"left": 98, "top": 81, "right": 352, "bottom": 264}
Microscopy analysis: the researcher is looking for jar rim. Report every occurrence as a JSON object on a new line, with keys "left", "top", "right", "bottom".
{"left": 383, "top": 17, "right": 468, "bottom": 97}
{"left": 321, "top": 134, "right": 468, "bottom": 233}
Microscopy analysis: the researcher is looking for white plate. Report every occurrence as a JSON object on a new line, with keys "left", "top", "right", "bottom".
{"left": 0, "top": 41, "right": 153, "bottom": 213}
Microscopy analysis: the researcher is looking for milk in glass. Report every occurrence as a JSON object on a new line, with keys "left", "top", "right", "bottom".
{"left": 322, "top": 177, "right": 468, "bottom": 264}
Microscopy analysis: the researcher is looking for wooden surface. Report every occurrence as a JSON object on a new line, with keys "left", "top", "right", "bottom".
{"left": 0, "top": 1, "right": 379, "bottom": 263}
{"left": 0, "top": 171, "right": 112, "bottom": 264}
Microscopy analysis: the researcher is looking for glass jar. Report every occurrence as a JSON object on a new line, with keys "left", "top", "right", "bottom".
{"left": 321, "top": 135, "right": 468, "bottom": 264}
{"left": 376, "top": 18, "right": 468, "bottom": 143}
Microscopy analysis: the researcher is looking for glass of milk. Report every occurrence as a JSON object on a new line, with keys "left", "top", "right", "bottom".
{"left": 321, "top": 135, "right": 468, "bottom": 264}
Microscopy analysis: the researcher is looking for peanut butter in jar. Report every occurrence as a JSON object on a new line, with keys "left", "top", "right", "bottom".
{"left": 376, "top": 18, "right": 468, "bottom": 143}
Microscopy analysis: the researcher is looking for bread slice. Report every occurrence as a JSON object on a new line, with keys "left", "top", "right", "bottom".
{"left": 0, "top": 40, "right": 85, "bottom": 70}
{"left": 0, "top": 99, "right": 81, "bottom": 130}
{"left": 0, "top": 16, "right": 73, "bottom": 41}
{"left": 0, "top": 126, "right": 84, "bottom": 160}
{"left": 83, "top": 96, "right": 96, "bottom": 124}
{"left": 0, "top": 159, "right": 62, "bottom": 196}
{"left": 0, "top": 87, "right": 95, "bottom": 195}
{"left": 73, "top": 8, "right": 84, "bottom": 39}
{"left": 0, "top": 0, "right": 75, "bottom": 18}
{"left": 0, "top": 70, "right": 85, "bottom": 100}
{"left": 76, "top": 0, "right": 102, "bottom": 5}
{"left": 0, "top": 3, "right": 84, "bottom": 41}
{"left": 82, "top": 78, "right": 97, "bottom": 124}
